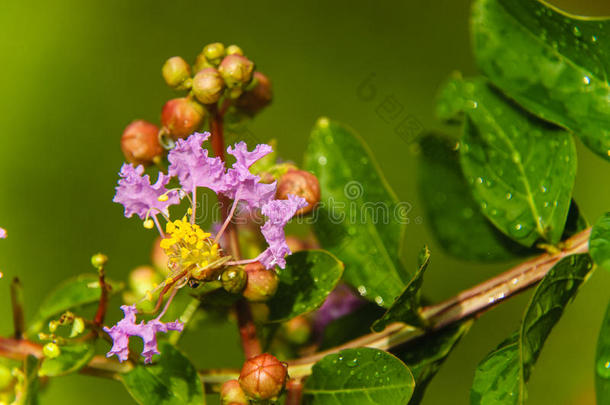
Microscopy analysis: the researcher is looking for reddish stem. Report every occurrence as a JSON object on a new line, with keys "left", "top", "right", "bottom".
{"left": 10, "top": 278, "right": 25, "bottom": 340}
{"left": 286, "top": 379, "right": 304, "bottom": 405}
{"left": 93, "top": 268, "right": 109, "bottom": 328}
{"left": 209, "top": 106, "right": 262, "bottom": 359}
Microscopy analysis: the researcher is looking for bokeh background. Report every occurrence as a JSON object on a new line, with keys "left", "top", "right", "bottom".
{"left": 1, "top": 0, "right": 610, "bottom": 403}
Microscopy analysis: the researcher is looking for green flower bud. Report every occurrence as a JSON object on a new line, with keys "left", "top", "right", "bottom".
{"left": 220, "top": 379, "right": 247, "bottom": 405}
{"left": 235, "top": 72, "right": 272, "bottom": 116}
{"left": 239, "top": 353, "right": 287, "bottom": 400}
{"left": 121, "top": 120, "right": 164, "bottom": 166}
{"left": 242, "top": 262, "right": 279, "bottom": 302}
{"left": 70, "top": 317, "right": 85, "bottom": 338}
{"left": 91, "top": 253, "right": 108, "bottom": 269}
{"left": 48, "top": 320, "right": 58, "bottom": 333}
{"left": 161, "top": 97, "right": 206, "bottom": 139}
{"left": 221, "top": 266, "right": 247, "bottom": 294}
{"left": 203, "top": 42, "right": 225, "bottom": 65}
{"left": 218, "top": 55, "right": 254, "bottom": 88}
{"left": 276, "top": 170, "right": 321, "bottom": 215}
{"left": 192, "top": 68, "right": 225, "bottom": 104}
{"left": 162, "top": 56, "right": 192, "bottom": 90}
{"left": 281, "top": 315, "right": 312, "bottom": 345}
{"left": 226, "top": 44, "right": 243, "bottom": 56}
{"left": 43, "top": 342, "right": 61, "bottom": 359}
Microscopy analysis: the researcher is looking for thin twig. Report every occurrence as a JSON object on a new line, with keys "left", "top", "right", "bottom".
{"left": 0, "top": 228, "right": 592, "bottom": 382}
{"left": 93, "top": 267, "right": 109, "bottom": 328}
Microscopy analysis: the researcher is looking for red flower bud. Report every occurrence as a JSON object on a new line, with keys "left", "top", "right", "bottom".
{"left": 162, "top": 56, "right": 191, "bottom": 90}
{"left": 239, "top": 353, "right": 287, "bottom": 400}
{"left": 161, "top": 97, "right": 205, "bottom": 139}
{"left": 120, "top": 120, "right": 163, "bottom": 166}
{"left": 192, "top": 68, "right": 225, "bottom": 105}
{"left": 235, "top": 71, "right": 272, "bottom": 116}
{"left": 276, "top": 170, "right": 321, "bottom": 215}
{"left": 220, "top": 379, "right": 247, "bottom": 405}
{"left": 282, "top": 315, "right": 312, "bottom": 345}
{"left": 242, "top": 262, "right": 279, "bottom": 302}
{"left": 219, "top": 54, "right": 254, "bottom": 88}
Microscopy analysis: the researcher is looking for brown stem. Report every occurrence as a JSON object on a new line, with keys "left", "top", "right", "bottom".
{"left": 0, "top": 228, "right": 591, "bottom": 382}
{"left": 285, "top": 379, "right": 304, "bottom": 405}
{"left": 209, "top": 104, "right": 261, "bottom": 359}
{"left": 10, "top": 278, "right": 25, "bottom": 339}
{"left": 93, "top": 267, "right": 110, "bottom": 328}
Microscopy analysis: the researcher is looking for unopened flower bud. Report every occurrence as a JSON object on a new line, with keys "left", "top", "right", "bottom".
{"left": 276, "top": 170, "right": 321, "bottom": 215}
{"left": 121, "top": 120, "right": 164, "bottom": 166}
{"left": 129, "top": 266, "right": 161, "bottom": 298}
{"left": 203, "top": 42, "right": 226, "bottom": 66}
{"left": 192, "top": 68, "right": 225, "bottom": 104}
{"left": 161, "top": 97, "right": 206, "bottom": 139}
{"left": 43, "top": 342, "right": 61, "bottom": 359}
{"left": 91, "top": 253, "right": 108, "bottom": 269}
{"left": 239, "top": 353, "right": 287, "bottom": 400}
{"left": 162, "top": 56, "right": 191, "bottom": 89}
{"left": 226, "top": 44, "right": 243, "bottom": 56}
{"left": 70, "top": 317, "right": 85, "bottom": 337}
{"left": 48, "top": 320, "right": 58, "bottom": 333}
{"left": 281, "top": 316, "right": 312, "bottom": 345}
{"left": 242, "top": 262, "right": 279, "bottom": 302}
{"left": 219, "top": 55, "right": 254, "bottom": 88}
{"left": 221, "top": 267, "right": 247, "bottom": 294}
{"left": 220, "top": 379, "right": 247, "bottom": 405}
{"left": 235, "top": 72, "right": 272, "bottom": 115}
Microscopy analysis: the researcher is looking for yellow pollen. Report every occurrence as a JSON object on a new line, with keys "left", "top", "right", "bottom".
{"left": 158, "top": 194, "right": 169, "bottom": 202}
{"left": 159, "top": 218, "right": 221, "bottom": 270}
{"left": 143, "top": 219, "right": 154, "bottom": 229}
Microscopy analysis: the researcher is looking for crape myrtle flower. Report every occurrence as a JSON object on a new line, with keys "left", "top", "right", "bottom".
{"left": 113, "top": 164, "right": 180, "bottom": 221}
{"left": 103, "top": 305, "right": 183, "bottom": 363}
{"left": 0, "top": 228, "right": 6, "bottom": 239}
{"left": 110, "top": 132, "right": 308, "bottom": 361}
{"left": 313, "top": 284, "right": 365, "bottom": 336}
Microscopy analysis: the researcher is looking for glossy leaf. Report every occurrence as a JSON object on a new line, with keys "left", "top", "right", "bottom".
{"left": 22, "top": 355, "right": 41, "bottom": 405}
{"left": 596, "top": 299, "right": 610, "bottom": 403}
{"left": 471, "top": 0, "right": 610, "bottom": 161}
{"left": 121, "top": 342, "right": 204, "bottom": 405}
{"left": 39, "top": 343, "right": 94, "bottom": 377}
{"left": 29, "top": 273, "right": 123, "bottom": 333}
{"left": 268, "top": 250, "right": 344, "bottom": 322}
{"left": 303, "top": 348, "right": 414, "bottom": 405}
{"left": 372, "top": 246, "right": 430, "bottom": 332}
{"left": 304, "top": 118, "right": 410, "bottom": 307}
{"left": 439, "top": 76, "right": 577, "bottom": 247}
{"left": 471, "top": 253, "right": 593, "bottom": 404}
{"left": 395, "top": 321, "right": 472, "bottom": 405}
{"left": 418, "top": 133, "right": 536, "bottom": 261}
{"left": 590, "top": 212, "right": 610, "bottom": 272}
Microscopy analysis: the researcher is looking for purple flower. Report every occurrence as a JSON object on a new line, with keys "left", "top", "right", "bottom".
{"left": 103, "top": 305, "right": 183, "bottom": 364}
{"left": 313, "top": 284, "right": 365, "bottom": 336}
{"left": 113, "top": 164, "right": 179, "bottom": 220}
{"left": 223, "top": 142, "right": 277, "bottom": 210}
{"left": 257, "top": 194, "right": 308, "bottom": 269}
{"left": 168, "top": 132, "right": 226, "bottom": 194}
{"left": 0, "top": 228, "right": 6, "bottom": 239}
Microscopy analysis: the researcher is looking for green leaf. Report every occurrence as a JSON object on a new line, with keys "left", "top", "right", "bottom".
{"left": 471, "top": 0, "right": 610, "bottom": 161}
{"left": 372, "top": 246, "right": 430, "bottom": 332}
{"left": 596, "top": 299, "right": 610, "bottom": 403}
{"left": 267, "top": 250, "right": 344, "bottom": 322}
{"left": 22, "top": 355, "right": 41, "bottom": 405}
{"left": 394, "top": 321, "right": 472, "bottom": 405}
{"left": 39, "top": 343, "right": 94, "bottom": 377}
{"left": 120, "top": 342, "right": 204, "bottom": 405}
{"left": 29, "top": 273, "right": 123, "bottom": 334}
{"left": 304, "top": 118, "right": 410, "bottom": 307}
{"left": 303, "top": 348, "right": 415, "bottom": 405}
{"left": 418, "top": 133, "right": 537, "bottom": 261}
{"left": 439, "top": 76, "right": 577, "bottom": 247}
{"left": 470, "top": 253, "right": 593, "bottom": 404}
{"left": 319, "top": 303, "right": 386, "bottom": 350}
{"left": 590, "top": 212, "right": 610, "bottom": 271}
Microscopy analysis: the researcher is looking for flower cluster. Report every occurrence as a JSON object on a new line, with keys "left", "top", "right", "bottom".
{"left": 108, "top": 132, "right": 307, "bottom": 363}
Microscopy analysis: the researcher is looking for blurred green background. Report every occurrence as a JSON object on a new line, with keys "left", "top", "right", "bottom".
{"left": 1, "top": 0, "right": 609, "bottom": 403}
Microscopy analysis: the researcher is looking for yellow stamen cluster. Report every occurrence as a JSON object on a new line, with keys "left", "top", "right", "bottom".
{"left": 160, "top": 218, "right": 220, "bottom": 271}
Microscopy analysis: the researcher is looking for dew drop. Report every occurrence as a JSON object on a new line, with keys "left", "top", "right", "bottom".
{"left": 597, "top": 358, "right": 610, "bottom": 378}
{"left": 573, "top": 26, "right": 582, "bottom": 37}
{"left": 540, "top": 185, "right": 547, "bottom": 193}
{"left": 318, "top": 156, "right": 327, "bottom": 166}
{"left": 357, "top": 285, "right": 368, "bottom": 296}
{"left": 506, "top": 193, "right": 513, "bottom": 200}
{"left": 374, "top": 296, "right": 384, "bottom": 305}
{"left": 592, "top": 35, "right": 598, "bottom": 43}
{"left": 583, "top": 76, "right": 591, "bottom": 85}
{"left": 347, "top": 358, "right": 359, "bottom": 368}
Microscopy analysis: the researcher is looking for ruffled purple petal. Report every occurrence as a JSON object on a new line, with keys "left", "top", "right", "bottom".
{"left": 113, "top": 164, "right": 180, "bottom": 220}
{"left": 0, "top": 228, "right": 6, "bottom": 239}
{"left": 227, "top": 141, "right": 272, "bottom": 168}
{"left": 103, "top": 305, "right": 183, "bottom": 363}
{"left": 256, "top": 194, "right": 308, "bottom": 269}
{"left": 168, "top": 132, "right": 226, "bottom": 194}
